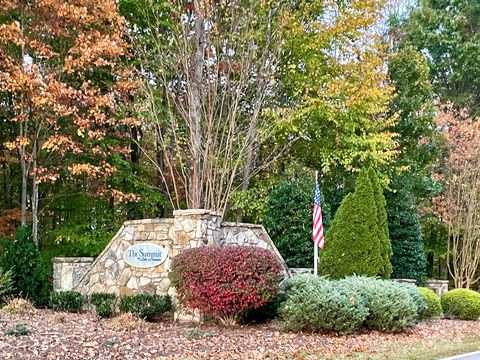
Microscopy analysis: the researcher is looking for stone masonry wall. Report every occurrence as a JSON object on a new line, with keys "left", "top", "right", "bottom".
{"left": 53, "top": 257, "right": 94, "bottom": 291}
{"left": 53, "top": 210, "right": 288, "bottom": 322}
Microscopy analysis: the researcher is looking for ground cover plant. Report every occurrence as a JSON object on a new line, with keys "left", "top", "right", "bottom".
{"left": 170, "top": 245, "right": 282, "bottom": 325}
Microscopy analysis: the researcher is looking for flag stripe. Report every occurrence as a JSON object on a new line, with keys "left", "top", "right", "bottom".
{"left": 312, "top": 176, "right": 325, "bottom": 249}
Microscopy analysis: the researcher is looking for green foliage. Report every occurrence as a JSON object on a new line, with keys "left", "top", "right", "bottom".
{"left": 338, "top": 277, "right": 420, "bottom": 332}
{"left": 0, "top": 267, "right": 13, "bottom": 298}
{"left": 281, "top": 0, "right": 397, "bottom": 174}
{"left": 387, "top": 179, "right": 427, "bottom": 283}
{"left": 4, "top": 324, "right": 30, "bottom": 336}
{"left": 417, "top": 287, "right": 442, "bottom": 319}
{"left": 49, "top": 291, "right": 84, "bottom": 312}
{"left": 119, "top": 293, "right": 171, "bottom": 321}
{"left": 242, "top": 292, "right": 287, "bottom": 324}
{"left": 264, "top": 175, "right": 330, "bottom": 268}
{"left": 318, "top": 168, "right": 387, "bottom": 278}
{"left": 280, "top": 275, "right": 369, "bottom": 334}
{"left": 0, "top": 227, "right": 47, "bottom": 305}
{"left": 441, "top": 289, "right": 480, "bottom": 321}
{"left": 90, "top": 293, "right": 116, "bottom": 318}
{"left": 402, "top": 0, "right": 480, "bottom": 116}
{"left": 368, "top": 168, "right": 392, "bottom": 278}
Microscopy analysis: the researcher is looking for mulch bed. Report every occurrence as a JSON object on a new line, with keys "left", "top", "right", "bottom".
{"left": 1, "top": 310, "right": 480, "bottom": 359}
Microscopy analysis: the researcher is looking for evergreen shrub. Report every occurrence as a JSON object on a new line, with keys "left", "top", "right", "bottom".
{"left": 387, "top": 177, "right": 427, "bottom": 282}
{"left": 170, "top": 245, "right": 282, "bottom": 325}
{"left": 318, "top": 168, "right": 389, "bottom": 278}
{"left": 368, "top": 168, "right": 392, "bottom": 278}
{"left": 337, "top": 277, "right": 419, "bottom": 332}
{"left": 1, "top": 227, "right": 47, "bottom": 304}
{"left": 0, "top": 267, "right": 13, "bottom": 298}
{"left": 281, "top": 276, "right": 422, "bottom": 333}
{"left": 441, "top": 289, "right": 480, "bottom": 320}
{"left": 264, "top": 176, "right": 330, "bottom": 268}
{"left": 279, "top": 275, "right": 369, "bottom": 334}
{"left": 242, "top": 292, "right": 287, "bottom": 324}
{"left": 50, "top": 291, "right": 83, "bottom": 312}
{"left": 119, "top": 293, "right": 171, "bottom": 320}
{"left": 417, "top": 287, "right": 442, "bottom": 319}
{"left": 90, "top": 292, "right": 116, "bottom": 318}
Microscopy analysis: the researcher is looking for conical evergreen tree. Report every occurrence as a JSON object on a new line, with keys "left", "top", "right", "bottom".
{"left": 318, "top": 168, "right": 385, "bottom": 278}
{"left": 386, "top": 179, "right": 427, "bottom": 282}
{"left": 368, "top": 167, "right": 392, "bottom": 278}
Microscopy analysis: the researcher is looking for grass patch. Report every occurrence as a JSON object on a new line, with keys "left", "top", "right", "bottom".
{"left": 349, "top": 337, "right": 480, "bottom": 360}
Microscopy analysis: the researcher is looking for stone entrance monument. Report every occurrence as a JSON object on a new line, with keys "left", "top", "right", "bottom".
{"left": 53, "top": 209, "right": 289, "bottom": 321}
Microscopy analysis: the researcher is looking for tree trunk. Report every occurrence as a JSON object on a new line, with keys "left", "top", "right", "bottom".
{"left": 31, "top": 168, "right": 39, "bottom": 246}
{"left": 189, "top": 0, "right": 206, "bottom": 209}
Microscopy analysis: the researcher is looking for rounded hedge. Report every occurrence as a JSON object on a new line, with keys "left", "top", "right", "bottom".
{"left": 441, "top": 289, "right": 480, "bottom": 320}
{"left": 170, "top": 245, "right": 282, "bottom": 325}
{"left": 417, "top": 287, "right": 442, "bottom": 319}
{"left": 279, "top": 275, "right": 368, "bottom": 334}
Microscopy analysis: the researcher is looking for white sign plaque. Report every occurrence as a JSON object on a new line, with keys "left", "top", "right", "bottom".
{"left": 123, "top": 243, "right": 168, "bottom": 268}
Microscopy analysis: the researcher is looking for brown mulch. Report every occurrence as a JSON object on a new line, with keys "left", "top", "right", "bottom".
{"left": 0, "top": 310, "right": 480, "bottom": 359}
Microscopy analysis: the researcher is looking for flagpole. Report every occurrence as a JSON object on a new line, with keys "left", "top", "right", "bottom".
{"left": 314, "top": 170, "right": 318, "bottom": 276}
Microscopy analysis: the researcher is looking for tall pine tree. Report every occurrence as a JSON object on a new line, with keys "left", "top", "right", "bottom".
{"left": 318, "top": 168, "right": 387, "bottom": 278}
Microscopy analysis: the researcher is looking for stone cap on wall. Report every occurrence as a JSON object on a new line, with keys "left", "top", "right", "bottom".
{"left": 52, "top": 257, "right": 94, "bottom": 263}
{"left": 123, "top": 218, "right": 173, "bottom": 226}
{"left": 173, "top": 209, "right": 222, "bottom": 217}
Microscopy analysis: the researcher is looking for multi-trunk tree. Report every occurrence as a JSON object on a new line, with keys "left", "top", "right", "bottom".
{"left": 0, "top": 0, "right": 137, "bottom": 244}
{"left": 434, "top": 108, "right": 480, "bottom": 289}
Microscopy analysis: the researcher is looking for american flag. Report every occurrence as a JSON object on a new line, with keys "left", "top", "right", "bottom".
{"left": 313, "top": 175, "right": 325, "bottom": 249}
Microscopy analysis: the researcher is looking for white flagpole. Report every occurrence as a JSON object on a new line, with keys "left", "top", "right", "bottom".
{"left": 314, "top": 170, "right": 318, "bottom": 276}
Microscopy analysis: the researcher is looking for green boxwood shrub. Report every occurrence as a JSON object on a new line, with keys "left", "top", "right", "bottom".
{"left": 336, "top": 277, "right": 419, "bottom": 332}
{"left": 119, "top": 293, "right": 171, "bottom": 320}
{"left": 90, "top": 293, "right": 116, "bottom": 318}
{"left": 417, "top": 287, "right": 442, "bottom": 319}
{"left": 279, "top": 275, "right": 369, "bottom": 334}
{"left": 50, "top": 291, "right": 83, "bottom": 312}
{"left": 441, "top": 289, "right": 480, "bottom": 320}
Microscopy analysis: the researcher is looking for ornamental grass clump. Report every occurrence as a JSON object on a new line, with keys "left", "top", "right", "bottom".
{"left": 417, "top": 287, "right": 442, "bottom": 319}
{"left": 170, "top": 245, "right": 282, "bottom": 325}
{"left": 441, "top": 289, "right": 480, "bottom": 320}
{"left": 279, "top": 275, "right": 369, "bottom": 334}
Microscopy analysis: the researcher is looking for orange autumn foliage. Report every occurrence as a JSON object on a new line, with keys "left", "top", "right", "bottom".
{"left": 0, "top": 0, "right": 139, "bottom": 204}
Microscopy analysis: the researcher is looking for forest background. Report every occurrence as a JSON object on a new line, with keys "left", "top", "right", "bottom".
{"left": 1, "top": 0, "right": 479, "bottom": 291}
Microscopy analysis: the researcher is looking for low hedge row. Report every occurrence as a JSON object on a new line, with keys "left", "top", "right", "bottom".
{"left": 49, "top": 291, "right": 171, "bottom": 320}
{"left": 279, "top": 276, "right": 428, "bottom": 334}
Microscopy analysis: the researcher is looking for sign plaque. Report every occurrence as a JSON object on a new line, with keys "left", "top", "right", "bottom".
{"left": 123, "top": 243, "right": 167, "bottom": 268}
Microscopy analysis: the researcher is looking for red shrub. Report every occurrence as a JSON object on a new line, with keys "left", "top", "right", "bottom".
{"left": 169, "top": 245, "right": 282, "bottom": 325}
